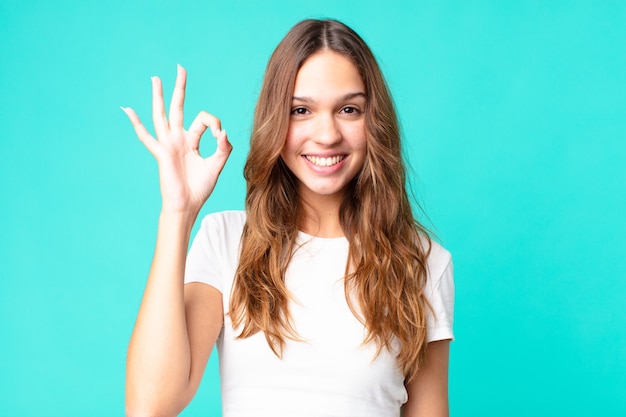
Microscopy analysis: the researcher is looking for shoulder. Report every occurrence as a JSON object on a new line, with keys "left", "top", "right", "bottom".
{"left": 193, "top": 210, "right": 247, "bottom": 254}
{"left": 426, "top": 239, "right": 452, "bottom": 283}
{"left": 198, "top": 210, "right": 247, "bottom": 234}
{"left": 186, "top": 211, "right": 246, "bottom": 289}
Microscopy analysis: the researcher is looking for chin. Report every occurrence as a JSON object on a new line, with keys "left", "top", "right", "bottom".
{"left": 301, "top": 183, "right": 349, "bottom": 199}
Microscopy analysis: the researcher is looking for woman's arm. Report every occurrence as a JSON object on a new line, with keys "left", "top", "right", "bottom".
{"left": 126, "top": 215, "right": 223, "bottom": 417}
{"left": 122, "top": 65, "right": 232, "bottom": 416}
{"left": 401, "top": 340, "right": 451, "bottom": 417}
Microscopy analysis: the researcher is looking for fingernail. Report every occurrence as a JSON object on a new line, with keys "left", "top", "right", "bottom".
{"left": 120, "top": 106, "right": 128, "bottom": 113}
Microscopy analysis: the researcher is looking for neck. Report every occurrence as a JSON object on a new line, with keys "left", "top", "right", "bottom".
{"left": 298, "top": 192, "right": 344, "bottom": 238}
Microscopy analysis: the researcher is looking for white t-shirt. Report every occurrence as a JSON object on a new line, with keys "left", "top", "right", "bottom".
{"left": 185, "top": 210, "right": 454, "bottom": 417}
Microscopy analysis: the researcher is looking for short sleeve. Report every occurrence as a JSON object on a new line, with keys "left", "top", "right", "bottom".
{"left": 425, "top": 243, "right": 455, "bottom": 342}
{"left": 184, "top": 211, "right": 246, "bottom": 293}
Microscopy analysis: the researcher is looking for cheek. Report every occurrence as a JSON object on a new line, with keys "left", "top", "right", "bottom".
{"left": 347, "top": 123, "right": 367, "bottom": 150}
{"left": 284, "top": 123, "right": 312, "bottom": 155}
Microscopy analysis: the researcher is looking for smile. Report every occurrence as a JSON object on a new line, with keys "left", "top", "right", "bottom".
{"left": 304, "top": 155, "right": 346, "bottom": 167}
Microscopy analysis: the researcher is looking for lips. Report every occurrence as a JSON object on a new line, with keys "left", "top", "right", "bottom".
{"left": 304, "top": 155, "right": 346, "bottom": 167}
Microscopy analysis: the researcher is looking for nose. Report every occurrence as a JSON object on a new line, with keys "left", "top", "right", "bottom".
{"left": 313, "top": 113, "right": 342, "bottom": 146}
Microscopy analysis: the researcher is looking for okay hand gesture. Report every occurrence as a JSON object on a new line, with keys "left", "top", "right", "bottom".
{"left": 122, "top": 65, "right": 232, "bottom": 216}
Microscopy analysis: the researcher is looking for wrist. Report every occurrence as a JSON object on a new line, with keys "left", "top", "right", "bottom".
{"left": 158, "top": 210, "right": 198, "bottom": 235}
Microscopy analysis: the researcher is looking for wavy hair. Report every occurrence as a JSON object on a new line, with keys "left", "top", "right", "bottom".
{"left": 230, "top": 19, "right": 432, "bottom": 381}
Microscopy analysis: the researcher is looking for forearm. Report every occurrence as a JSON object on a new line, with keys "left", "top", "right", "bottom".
{"left": 126, "top": 211, "right": 197, "bottom": 415}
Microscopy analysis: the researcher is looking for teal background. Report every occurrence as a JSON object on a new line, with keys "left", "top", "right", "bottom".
{"left": 1, "top": 0, "right": 624, "bottom": 415}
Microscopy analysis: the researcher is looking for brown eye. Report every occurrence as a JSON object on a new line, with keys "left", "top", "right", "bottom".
{"left": 341, "top": 106, "right": 360, "bottom": 114}
{"left": 291, "top": 107, "right": 309, "bottom": 115}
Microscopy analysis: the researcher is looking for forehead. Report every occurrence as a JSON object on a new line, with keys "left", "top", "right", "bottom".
{"left": 293, "top": 50, "right": 365, "bottom": 97}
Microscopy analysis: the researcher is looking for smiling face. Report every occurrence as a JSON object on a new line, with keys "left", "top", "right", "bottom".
{"left": 281, "top": 50, "right": 367, "bottom": 205}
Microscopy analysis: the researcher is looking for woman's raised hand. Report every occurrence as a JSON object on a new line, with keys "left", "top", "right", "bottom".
{"left": 122, "top": 65, "right": 232, "bottom": 216}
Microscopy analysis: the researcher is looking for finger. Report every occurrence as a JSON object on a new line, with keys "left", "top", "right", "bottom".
{"left": 121, "top": 106, "right": 159, "bottom": 155}
{"left": 215, "top": 129, "right": 233, "bottom": 156}
{"left": 151, "top": 76, "right": 168, "bottom": 137}
{"left": 209, "top": 129, "right": 233, "bottom": 174}
{"left": 187, "top": 111, "right": 222, "bottom": 150}
{"left": 169, "top": 64, "right": 187, "bottom": 130}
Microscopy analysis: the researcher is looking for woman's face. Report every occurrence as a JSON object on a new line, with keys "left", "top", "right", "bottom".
{"left": 281, "top": 50, "right": 367, "bottom": 203}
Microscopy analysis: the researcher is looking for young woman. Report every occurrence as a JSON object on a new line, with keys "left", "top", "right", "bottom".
{"left": 123, "top": 19, "right": 454, "bottom": 417}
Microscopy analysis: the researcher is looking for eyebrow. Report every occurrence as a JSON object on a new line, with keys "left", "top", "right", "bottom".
{"left": 291, "top": 92, "right": 367, "bottom": 103}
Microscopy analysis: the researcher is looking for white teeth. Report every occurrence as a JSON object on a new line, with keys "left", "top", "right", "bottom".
{"left": 305, "top": 155, "right": 345, "bottom": 167}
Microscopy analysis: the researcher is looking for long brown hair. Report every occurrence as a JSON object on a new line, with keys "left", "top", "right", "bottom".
{"left": 230, "top": 19, "right": 432, "bottom": 381}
